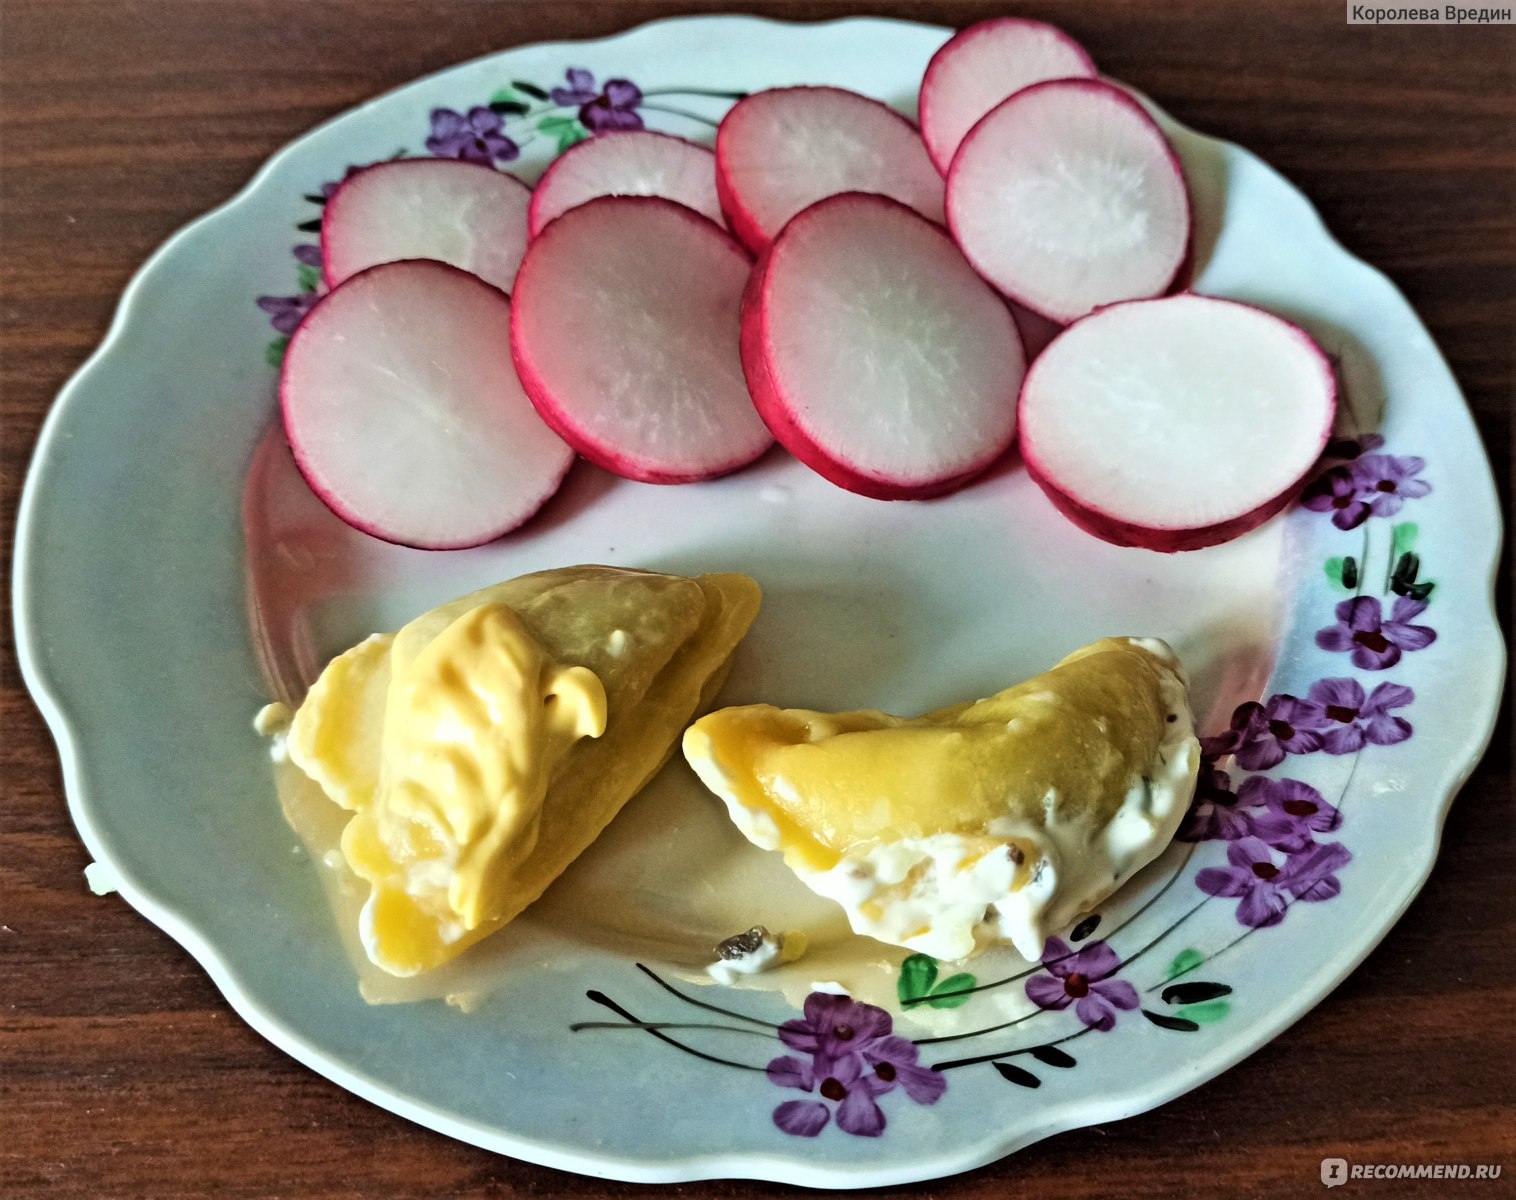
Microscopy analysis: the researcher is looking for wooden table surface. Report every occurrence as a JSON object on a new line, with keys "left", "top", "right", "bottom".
{"left": 2, "top": 2, "right": 1511, "bottom": 1196}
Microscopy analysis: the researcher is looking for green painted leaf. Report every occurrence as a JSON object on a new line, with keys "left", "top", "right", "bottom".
{"left": 296, "top": 217, "right": 322, "bottom": 233}
{"left": 1392, "top": 521, "right": 1419, "bottom": 556}
{"left": 556, "top": 127, "right": 589, "bottom": 153}
{"left": 265, "top": 337, "right": 290, "bottom": 367}
{"left": 537, "top": 114, "right": 576, "bottom": 133}
{"left": 897, "top": 953, "right": 937, "bottom": 1003}
{"left": 1164, "top": 948, "right": 1203, "bottom": 982}
{"left": 1342, "top": 555, "right": 1359, "bottom": 589}
{"left": 1180, "top": 1000, "right": 1231, "bottom": 1024}
{"left": 1324, "top": 557, "right": 1346, "bottom": 588}
{"left": 296, "top": 264, "right": 322, "bottom": 293}
{"left": 927, "top": 973, "right": 977, "bottom": 1009}
{"left": 489, "top": 86, "right": 522, "bottom": 105}
{"left": 512, "top": 79, "right": 550, "bottom": 100}
{"left": 993, "top": 1061, "right": 1041, "bottom": 1088}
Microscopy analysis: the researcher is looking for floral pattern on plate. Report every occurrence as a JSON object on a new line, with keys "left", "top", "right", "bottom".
{"left": 570, "top": 434, "right": 1437, "bottom": 1138}
{"left": 254, "top": 66, "right": 744, "bottom": 365}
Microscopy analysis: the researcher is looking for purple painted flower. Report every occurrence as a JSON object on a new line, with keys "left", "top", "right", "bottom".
{"left": 1281, "top": 840, "right": 1355, "bottom": 902}
{"left": 256, "top": 292, "right": 319, "bottom": 335}
{"left": 769, "top": 1051, "right": 888, "bottom": 1137}
{"left": 549, "top": 66, "right": 644, "bottom": 132}
{"left": 1316, "top": 596, "right": 1436, "bottom": 670}
{"left": 1302, "top": 464, "right": 1374, "bottom": 530}
{"left": 1178, "top": 764, "right": 1259, "bottom": 842}
{"left": 1025, "top": 938, "right": 1139, "bottom": 1032}
{"left": 771, "top": 1095, "right": 833, "bottom": 1137}
{"left": 1198, "top": 838, "right": 1292, "bottom": 928}
{"left": 426, "top": 106, "right": 520, "bottom": 164}
{"left": 293, "top": 243, "right": 323, "bottom": 267}
{"left": 777, "top": 991, "right": 891, "bottom": 1060}
{"left": 768, "top": 993, "right": 944, "bottom": 1138}
{"left": 1303, "top": 449, "right": 1429, "bottom": 529}
{"left": 1307, "top": 678, "right": 1414, "bottom": 753}
{"left": 858, "top": 1035, "right": 948, "bottom": 1106}
{"left": 549, "top": 67, "right": 600, "bottom": 105}
{"left": 1200, "top": 694, "right": 1326, "bottom": 771}
{"left": 1349, "top": 454, "right": 1431, "bottom": 519}
{"left": 1196, "top": 836, "right": 1352, "bottom": 927}
{"left": 581, "top": 79, "right": 644, "bottom": 131}
{"left": 1247, "top": 778, "right": 1343, "bottom": 853}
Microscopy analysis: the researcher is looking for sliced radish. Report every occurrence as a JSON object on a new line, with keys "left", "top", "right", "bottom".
{"left": 281, "top": 260, "right": 573, "bottom": 549}
{"left": 946, "top": 79, "right": 1190, "bottom": 323}
{"left": 509, "top": 196, "right": 771, "bottom": 484}
{"left": 1018, "top": 294, "right": 1336, "bottom": 552}
{"left": 528, "top": 130, "right": 723, "bottom": 237}
{"left": 715, "top": 86, "right": 945, "bottom": 255}
{"left": 919, "top": 18, "right": 1097, "bottom": 175}
{"left": 322, "top": 159, "right": 532, "bottom": 292}
{"left": 742, "top": 192, "right": 1025, "bottom": 500}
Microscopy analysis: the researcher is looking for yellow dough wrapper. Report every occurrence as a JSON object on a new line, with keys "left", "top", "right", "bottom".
{"left": 285, "top": 565, "right": 760, "bottom": 976}
{"left": 683, "top": 637, "right": 1199, "bottom": 962}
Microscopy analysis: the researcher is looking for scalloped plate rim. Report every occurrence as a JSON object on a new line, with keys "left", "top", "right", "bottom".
{"left": 11, "top": 12, "right": 1507, "bottom": 1187}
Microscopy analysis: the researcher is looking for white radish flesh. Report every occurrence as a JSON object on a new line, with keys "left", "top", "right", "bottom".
{"left": 716, "top": 86, "right": 945, "bottom": 254}
{"left": 946, "top": 79, "right": 1190, "bottom": 323}
{"left": 919, "top": 18, "right": 1097, "bottom": 175}
{"left": 322, "top": 159, "right": 532, "bottom": 292}
{"left": 1018, "top": 294, "right": 1336, "bottom": 552}
{"left": 742, "top": 192, "right": 1025, "bottom": 500}
{"left": 281, "top": 260, "right": 573, "bottom": 549}
{"left": 509, "top": 196, "right": 772, "bottom": 484}
{"left": 528, "top": 130, "right": 724, "bottom": 237}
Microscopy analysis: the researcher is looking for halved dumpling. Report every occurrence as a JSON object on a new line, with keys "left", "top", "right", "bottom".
{"left": 683, "top": 637, "right": 1199, "bottom": 961}
{"left": 287, "top": 566, "right": 760, "bottom": 975}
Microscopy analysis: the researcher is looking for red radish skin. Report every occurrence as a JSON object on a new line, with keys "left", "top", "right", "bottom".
{"left": 281, "top": 260, "right": 573, "bottom": 550}
{"left": 528, "top": 130, "right": 724, "bottom": 237}
{"left": 1017, "top": 295, "right": 1337, "bottom": 552}
{"left": 946, "top": 78, "right": 1191, "bottom": 323}
{"left": 1024, "top": 457, "right": 1318, "bottom": 553}
{"left": 742, "top": 193, "right": 1025, "bottom": 501}
{"left": 715, "top": 86, "right": 945, "bottom": 255}
{"left": 509, "top": 196, "right": 772, "bottom": 485}
{"left": 321, "top": 159, "right": 532, "bottom": 292}
{"left": 919, "top": 18, "right": 1098, "bottom": 176}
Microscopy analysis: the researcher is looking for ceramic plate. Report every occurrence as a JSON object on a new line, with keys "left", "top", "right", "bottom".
{"left": 13, "top": 15, "right": 1504, "bottom": 1187}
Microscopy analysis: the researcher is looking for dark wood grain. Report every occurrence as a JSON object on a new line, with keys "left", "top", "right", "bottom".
{"left": 2, "top": 2, "right": 1511, "bottom": 1196}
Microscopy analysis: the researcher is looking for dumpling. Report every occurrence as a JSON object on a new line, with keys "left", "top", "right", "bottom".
{"left": 682, "top": 637, "right": 1198, "bottom": 961}
{"left": 286, "top": 565, "right": 760, "bottom": 975}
